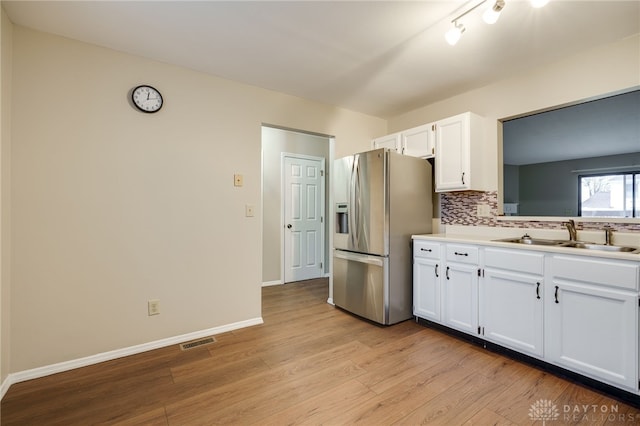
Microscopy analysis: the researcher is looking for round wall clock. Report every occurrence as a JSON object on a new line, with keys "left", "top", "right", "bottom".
{"left": 131, "top": 85, "right": 163, "bottom": 113}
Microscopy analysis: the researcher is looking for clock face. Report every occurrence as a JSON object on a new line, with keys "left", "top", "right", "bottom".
{"left": 131, "top": 85, "right": 163, "bottom": 113}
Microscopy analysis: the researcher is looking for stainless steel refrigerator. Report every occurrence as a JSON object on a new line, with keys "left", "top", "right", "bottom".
{"left": 333, "top": 148, "right": 433, "bottom": 325}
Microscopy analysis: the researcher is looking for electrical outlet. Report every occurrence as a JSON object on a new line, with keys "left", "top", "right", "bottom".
{"left": 148, "top": 299, "right": 160, "bottom": 316}
{"left": 476, "top": 204, "right": 491, "bottom": 217}
{"left": 245, "top": 204, "right": 255, "bottom": 217}
{"left": 234, "top": 174, "right": 243, "bottom": 187}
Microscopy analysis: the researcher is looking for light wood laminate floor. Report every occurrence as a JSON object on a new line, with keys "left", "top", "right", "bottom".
{"left": 2, "top": 278, "right": 638, "bottom": 425}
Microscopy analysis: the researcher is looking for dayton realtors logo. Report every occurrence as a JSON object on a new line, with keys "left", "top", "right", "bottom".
{"left": 529, "top": 399, "right": 560, "bottom": 424}
{"left": 529, "top": 400, "right": 638, "bottom": 423}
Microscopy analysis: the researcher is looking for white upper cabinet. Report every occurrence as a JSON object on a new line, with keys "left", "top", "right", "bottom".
{"left": 373, "top": 111, "right": 487, "bottom": 188}
{"left": 372, "top": 132, "right": 401, "bottom": 152}
{"left": 434, "top": 112, "right": 485, "bottom": 192}
{"left": 402, "top": 123, "right": 435, "bottom": 158}
{"left": 372, "top": 123, "right": 435, "bottom": 159}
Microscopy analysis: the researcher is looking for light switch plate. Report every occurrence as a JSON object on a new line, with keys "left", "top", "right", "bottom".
{"left": 148, "top": 299, "right": 160, "bottom": 316}
{"left": 234, "top": 174, "right": 243, "bottom": 187}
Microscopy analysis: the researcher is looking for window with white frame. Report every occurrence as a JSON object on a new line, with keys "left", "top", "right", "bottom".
{"left": 579, "top": 172, "right": 639, "bottom": 218}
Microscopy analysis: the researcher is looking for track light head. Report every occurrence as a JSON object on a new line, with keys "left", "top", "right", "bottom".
{"left": 483, "top": 0, "right": 505, "bottom": 24}
{"left": 445, "top": 21, "right": 466, "bottom": 45}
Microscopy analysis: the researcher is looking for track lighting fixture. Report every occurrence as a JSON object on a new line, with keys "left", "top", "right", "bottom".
{"left": 445, "top": 0, "right": 549, "bottom": 45}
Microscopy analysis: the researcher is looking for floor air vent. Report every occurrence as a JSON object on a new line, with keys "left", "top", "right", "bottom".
{"left": 180, "top": 336, "right": 216, "bottom": 351}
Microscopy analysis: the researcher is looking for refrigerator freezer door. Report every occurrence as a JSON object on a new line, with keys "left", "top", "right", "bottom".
{"left": 333, "top": 250, "right": 388, "bottom": 324}
{"left": 333, "top": 149, "right": 387, "bottom": 256}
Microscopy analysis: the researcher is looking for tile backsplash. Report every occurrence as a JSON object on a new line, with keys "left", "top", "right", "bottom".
{"left": 440, "top": 191, "right": 640, "bottom": 233}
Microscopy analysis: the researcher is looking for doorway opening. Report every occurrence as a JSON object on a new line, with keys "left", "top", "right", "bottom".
{"left": 261, "top": 125, "right": 334, "bottom": 286}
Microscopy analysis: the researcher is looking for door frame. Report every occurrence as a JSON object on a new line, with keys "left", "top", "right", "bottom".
{"left": 281, "top": 152, "right": 326, "bottom": 284}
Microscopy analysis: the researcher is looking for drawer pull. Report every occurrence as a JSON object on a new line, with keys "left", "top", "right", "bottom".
{"left": 420, "top": 248, "right": 433, "bottom": 252}
{"left": 446, "top": 266, "right": 450, "bottom": 280}
{"left": 536, "top": 282, "right": 541, "bottom": 299}
{"left": 454, "top": 251, "right": 469, "bottom": 257}
{"left": 435, "top": 264, "right": 439, "bottom": 278}
{"left": 554, "top": 286, "right": 559, "bottom": 304}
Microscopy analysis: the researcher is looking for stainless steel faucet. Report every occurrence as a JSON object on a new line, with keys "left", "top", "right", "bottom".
{"left": 563, "top": 219, "right": 577, "bottom": 241}
{"left": 604, "top": 226, "right": 614, "bottom": 245}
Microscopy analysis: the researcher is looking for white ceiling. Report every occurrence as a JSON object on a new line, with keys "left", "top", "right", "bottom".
{"left": 3, "top": 0, "right": 639, "bottom": 119}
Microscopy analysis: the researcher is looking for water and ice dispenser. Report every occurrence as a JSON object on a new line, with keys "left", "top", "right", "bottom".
{"left": 335, "top": 203, "right": 349, "bottom": 234}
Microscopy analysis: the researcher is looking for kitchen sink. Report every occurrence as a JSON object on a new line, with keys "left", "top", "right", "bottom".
{"left": 494, "top": 236, "right": 568, "bottom": 246}
{"left": 562, "top": 242, "right": 640, "bottom": 253}
{"left": 494, "top": 234, "right": 640, "bottom": 254}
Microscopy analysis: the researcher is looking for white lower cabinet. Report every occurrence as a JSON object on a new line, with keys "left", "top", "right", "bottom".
{"left": 480, "top": 248, "right": 544, "bottom": 358}
{"left": 413, "top": 241, "right": 441, "bottom": 322}
{"left": 412, "top": 239, "right": 640, "bottom": 396}
{"left": 545, "top": 255, "right": 639, "bottom": 392}
{"left": 442, "top": 244, "right": 479, "bottom": 334}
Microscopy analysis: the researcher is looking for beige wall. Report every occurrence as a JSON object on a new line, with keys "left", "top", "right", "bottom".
{"left": 1, "top": 7, "right": 12, "bottom": 389}
{"left": 8, "top": 25, "right": 384, "bottom": 373}
{"left": 389, "top": 34, "right": 640, "bottom": 196}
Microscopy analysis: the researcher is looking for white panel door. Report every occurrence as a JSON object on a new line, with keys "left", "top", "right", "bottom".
{"left": 284, "top": 156, "right": 324, "bottom": 283}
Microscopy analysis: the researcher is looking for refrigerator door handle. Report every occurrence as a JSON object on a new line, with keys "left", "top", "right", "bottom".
{"left": 349, "top": 155, "right": 359, "bottom": 247}
{"left": 334, "top": 250, "right": 384, "bottom": 267}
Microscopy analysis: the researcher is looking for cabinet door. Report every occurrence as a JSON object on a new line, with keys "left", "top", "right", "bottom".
{"left": 481, "top": 268, "right": 543, "bottom": 357}
{"left": 413, "top": 257, "right": 441, "bottom": 322}
{"left": 546, "top": 280, "right": 638, "bottom": 392}
{"left": 402, "top": 123, "right": 435, "bottom": 158}
{"left": 443, "top": 262, "right": 478, "bottom": 334}
{"left": 435, "top": 113, "right": 470, "bottom": 192}
{"left": 372, "top": 133, "right": 401, "bottom": 152}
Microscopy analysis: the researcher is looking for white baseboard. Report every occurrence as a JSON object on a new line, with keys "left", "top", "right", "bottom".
{"left": 262, "top": 280, "right": 282, "bottom": 287}
{"left": 0, "top": 374, "right": 11, "bottom": 401}
{"left": 0, "top": 316, "right": 263, "bottom": 401}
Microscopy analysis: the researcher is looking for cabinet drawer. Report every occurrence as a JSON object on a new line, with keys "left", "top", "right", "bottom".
{"left": 552, "top": 255, "right": 639, "bottom": 291}
{"left": 414, "top": 240, "right": 440, "bottom": 259}
{"left": 485, "top": 248, "right": 544, "bottom": 276}
{"left": 445, "top": 244, "right": 479, "bottom": 264}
